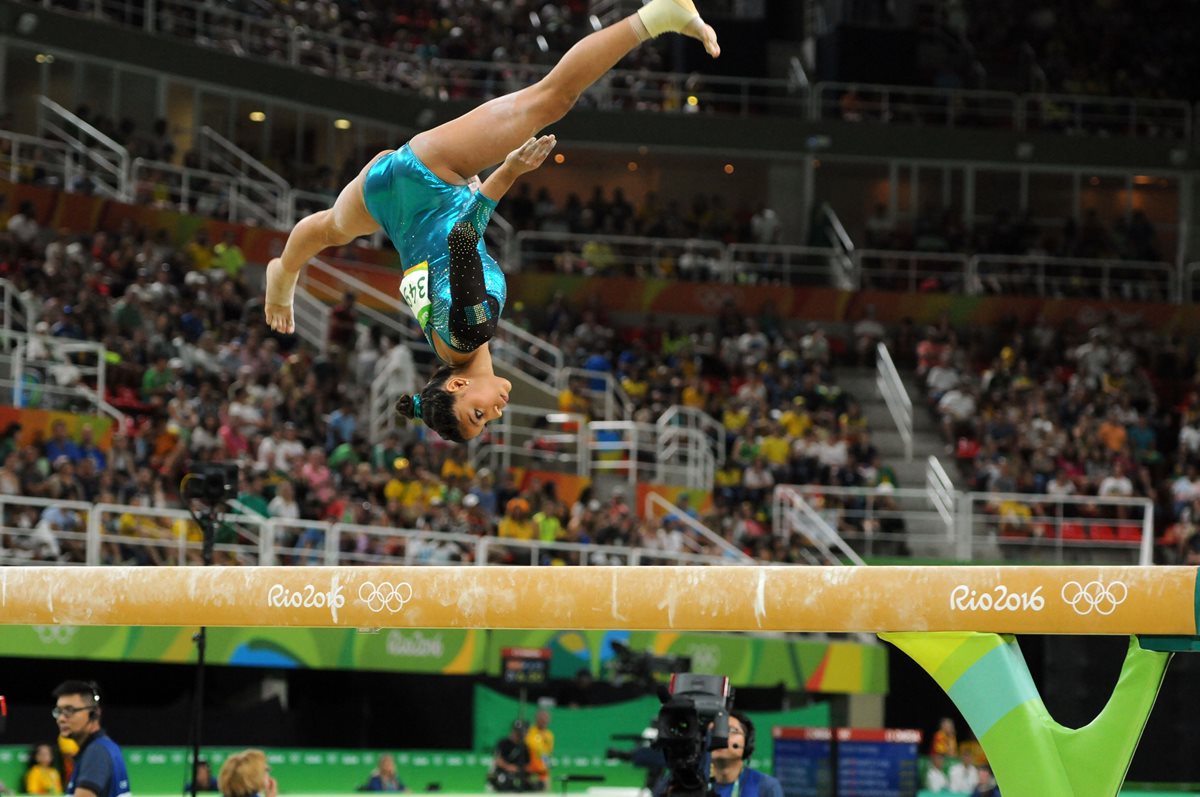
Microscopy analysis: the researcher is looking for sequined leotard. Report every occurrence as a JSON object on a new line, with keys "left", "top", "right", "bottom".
{"left": 362, "top": 144, "right": 505, "bottom": 362}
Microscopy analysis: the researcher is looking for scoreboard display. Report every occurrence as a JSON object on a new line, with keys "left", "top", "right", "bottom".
{"left": 500, "top": 647, "right": 552, "bottom": 685}
{"left": 773, "top": 727, "right": 921, "bottom": 797}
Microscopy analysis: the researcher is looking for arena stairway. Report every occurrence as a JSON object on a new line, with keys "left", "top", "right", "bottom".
{"left": 836, "top": 365, "right": 961, "bottom": 554}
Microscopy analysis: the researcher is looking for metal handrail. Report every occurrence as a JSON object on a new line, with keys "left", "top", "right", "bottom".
{"left": 0, "top": 129, "right": 74, "bottom": 186}
{"left": 875, "top": 343, "right": 912, "bottom": 463}
{"left": 657, "top": 406, "right": 725, "bottom": 466}
{"left": 36, "top": 96, "right": 131, "bottom": 199}
{"left": 926, "top": 456, "right": 955, "bottom": 532}
{"left": 773, "top": 485, "right": 866, "bottom": 566}
{"left": 27, "top": 0, "right": 1197, "bottom": 140}
{"left": 644, "top": 492, "right": 751, "bottom": 563}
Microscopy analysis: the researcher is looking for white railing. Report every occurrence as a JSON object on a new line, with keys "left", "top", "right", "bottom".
{"left": 589, "top": 419, "right": 711, "bottom": 490}
{"left": 468, "top": 404, "right": 589, "bottom": 478}
{"left": 491, "top": 320, "right": 565, "bottom": 395}
{"left": 290, "top": 277, "right": 332, "bottom": 356}
{"left": 131, "top": 157, "right": 268, "bottom": 222}
{"left": 300, "top": 258, "right": 423, "bottom": 346}
{"left": 36, "top": 0, "right": 1195, "bottom": 140}
{"left": 0, "top": 493, "right": 734, "bottom": 568}
{"left": 858, "top": 249, "right": 973, "bottom": 294}
{"left": 875, "top": 343, "right": 912, "bottom": 463}
{"left": 514, "top": 231, "right": 728, "bottom": 281}
{"left": 958, "top": 491, "right": 1153, "bottom": 565}
{"left": 86, "top": 502, "right": 266, "bottom": 566}
{"left": 643, "top": 491, "right": 751, "bottom": 563}
{"left": 36, "top": 96, "right": 130, "bottom": 200}
{"left": 813, "top": 82, "right": 1191, "bottom": 141}
{"left": 725, "top": 243, "right": 852, "bottom": 286}
{"left": 517, "top": 232, "right": 1182, "bottom": 301}
{"left": 815, "top": 202, "right": 857, "bottom": 289}
{"left": 967, "top": 253, "right": 1175, "bottom": 302}
{"left": 368, "top": 350, "right": 419, "bottom": 443}
{"left": 925, "top": 456, "right": 956, "bottom": 532}
{"left": 198, "top": 126, "right": 289, "bottom": 227}
{"left": 0, "top": 129, "right": 76, "bottom": 187}
{"left": 0, "top": 331, "right": 122, "bottom": 422}
{"left": 787, "top": 484, "right": 951, "bottom": 557}
{"left": 657, "top": 406, "right": 725, "bottom": 467}
{"left": 560, "top": 366, "right": 633, "bottom": 421}
{"left": 813, "top": 82, "right": 1022, "bottom": 129}
{"left": 0, "top": 277, "right": 39, "bottom": 333}
{"left": 1021, "top": 93, "right": 1192, "bottom": 142}
{"left": 772, "top": 486, "right": 866, "bottom": 566}
{"left": 1187, "top": 262, "right": 1200, "bottom": 303}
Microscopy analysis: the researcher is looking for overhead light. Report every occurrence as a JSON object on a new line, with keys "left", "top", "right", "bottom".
{"left": 723, "top": 163, "right": 735, "bottom": 174}
{"left": 334, "top": 118, "right": 352, "bottom": 130}
{"left": 627, "top": 162, "right": 638, "bottom": 172}
{"left": 35, "top": 53, "right": 55, "bottom": 64}
{"left": 248, "top": 111, "right": 266, "bottom": 122}
{"left": 686, "top": 95, "right": 699, "bottom": 107}
{"left": 554, "top": 153, "right": 565, "bottom": 164}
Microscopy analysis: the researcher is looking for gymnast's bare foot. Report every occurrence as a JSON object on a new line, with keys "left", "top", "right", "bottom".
{"left": 264, "top": 257, "right": 298, "bottom": 334}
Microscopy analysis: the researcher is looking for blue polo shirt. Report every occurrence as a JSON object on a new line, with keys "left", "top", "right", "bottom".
{"left": 68, "top": 731, "right": 131, "bottom": 797}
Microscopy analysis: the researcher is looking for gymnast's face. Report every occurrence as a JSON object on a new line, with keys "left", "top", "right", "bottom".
{"left": 447, "top": 374, "right": 513, "bottom": 440}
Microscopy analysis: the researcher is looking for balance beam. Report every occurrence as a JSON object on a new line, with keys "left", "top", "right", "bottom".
{"left": 1, "top": 565, "right": 1192, "bottom": 633}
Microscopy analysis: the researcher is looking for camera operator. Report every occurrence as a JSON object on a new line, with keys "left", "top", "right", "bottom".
{"left": 709, "top": 713, "right": 781, "bottom": 797}
{"left": 52, "top": 681, "right": 130, "bottom": 797}
{"left": 488, "top": 720, "right": 537, "bottom": 792}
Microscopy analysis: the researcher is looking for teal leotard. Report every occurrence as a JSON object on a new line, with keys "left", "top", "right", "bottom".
{"left": 363, "top": 144, "right": 506, "bottom": 363}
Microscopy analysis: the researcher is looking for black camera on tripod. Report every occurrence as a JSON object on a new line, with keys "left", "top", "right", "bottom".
{"left": 653, "top": 674, "right": 734, "bottom": 797}
{"left": 181, "top": 463, "right": 240, "bottom": 504}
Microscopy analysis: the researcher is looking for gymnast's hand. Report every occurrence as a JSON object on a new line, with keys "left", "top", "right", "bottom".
{"left": 503, "top": 135, "right": 557, "bottom": 176}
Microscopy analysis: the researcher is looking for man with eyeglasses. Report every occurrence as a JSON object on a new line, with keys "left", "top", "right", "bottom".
{"left": 52, "top": 681, "right": 130, "bottom": 797}
{"left": 708, "top": 712, "right": 782, "bottom": 797}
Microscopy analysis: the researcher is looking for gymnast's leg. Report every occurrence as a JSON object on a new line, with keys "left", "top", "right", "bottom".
{"left": 411, "top": 0, "right": 720, "bottom": 184}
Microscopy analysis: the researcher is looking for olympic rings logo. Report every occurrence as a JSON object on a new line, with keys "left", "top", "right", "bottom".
{"left": 358, "top": 581, "right": 414, "bottom": 613}
{"left": 34, "top": 625, "right": 78, "bottom": 645}
{"left": 1061, "top": 580, "right": 1128, "bottom": 616}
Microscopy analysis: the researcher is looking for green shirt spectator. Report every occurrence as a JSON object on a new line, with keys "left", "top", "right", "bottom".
{"left": 534, "top": 508, "right": 563, "bottom": 543}
{"left": 141, "top": 356, "right": 173, "bottom": 399}
{"left": 213, "top": 232, "right": 246, "bottom": 278}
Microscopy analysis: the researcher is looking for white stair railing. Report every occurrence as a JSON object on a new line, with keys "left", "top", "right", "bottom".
{"left": 0, "top": 331, "right": 123, "bottom": 423}
{"left": 876, "top": 342, "right": 913, "bottom": 462}
{"left": 0, "top": 129, "right": 75, "bottom": 188}
{"left": 368, "top": 350, "right": 419, "bottom": 443}
{"left": 468, "top": 405, "right": 589, "bottom": 477}
{"left": 290, "top": 281, "right": 331, "bottom": 355}
{"left": 198, "top": 126, "right": 289, "bottom": 226}
{"left": 926, "top": 455, "right": 956, "bottom": 535}
{"left": 656, "top": 425, "right": 715, "bottom": 491}
{"left": 644, "top": 492, "right": 752, "bottom": 563}
{"left": 773, "top": 485, "right": 867, "bottom": 566}
{"left": 560, "top": 366, "right": 633, "bottom": 421}
{"left": 657, "top": 405, "right": 725, "bottom": 466}
{"left": 36, "top": 96, "right": 130, "bottom": 200}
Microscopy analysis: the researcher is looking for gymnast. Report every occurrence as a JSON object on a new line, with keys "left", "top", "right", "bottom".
{"left": 264, "top": 0, "right": 720, "bottom": 442}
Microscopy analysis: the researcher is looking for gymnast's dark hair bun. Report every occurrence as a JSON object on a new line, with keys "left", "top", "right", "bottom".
{"left": 396, "top": 394, "right": 417, "bottom": 419}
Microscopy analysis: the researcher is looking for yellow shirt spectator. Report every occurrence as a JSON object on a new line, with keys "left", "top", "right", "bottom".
{"left": 621, "top": 377, "right": 649, "bottom": 402}
{"left": 24, "top": 764, "right": 63, "bottom": 795}
{"left": 760, "top": 433, "right": 790, "bottom": 466}
{"left": 498, "top": 516, "right": 536, "bottom": 540}
{"left": 681, "top": 384, "right": 706, "bottom": 409}
{"left": 780, "top": 407, "right": 811, "bottom": 438}
{"left": 525, "top": 716, "right": 555, "bottom": 783}
{"left": 442, "top": 458, "right": 477, "bottom": 481}
{"left": 722, "top": 406, "right": 750, "bottom": 434}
